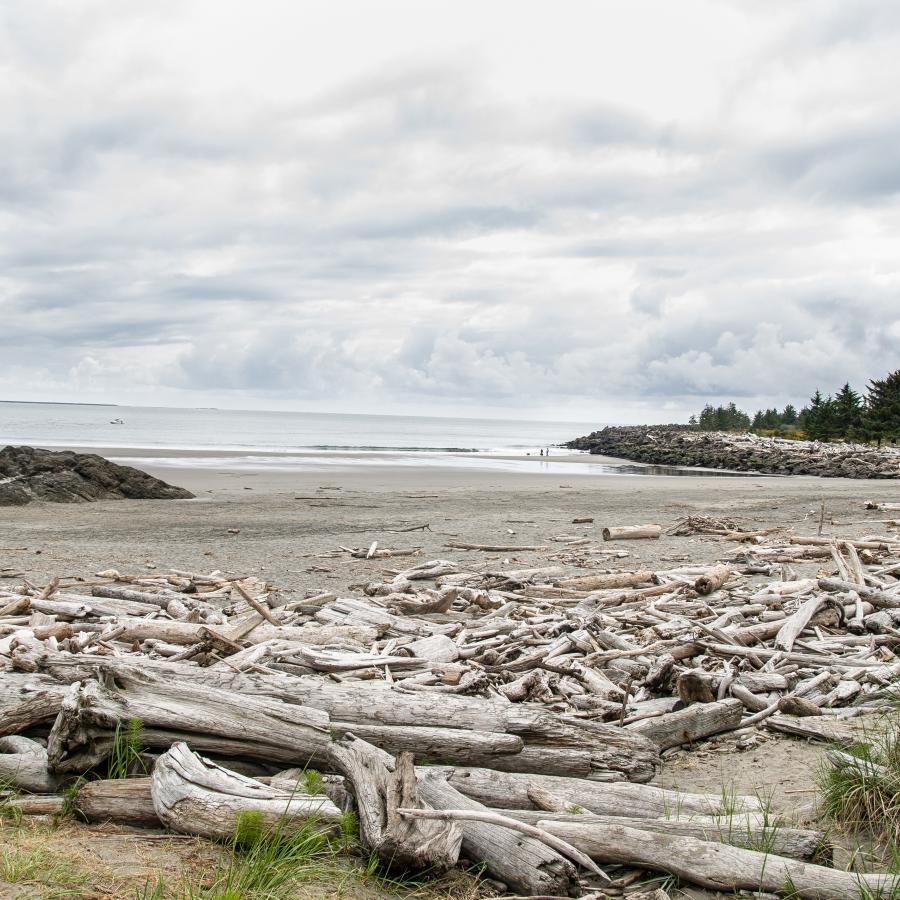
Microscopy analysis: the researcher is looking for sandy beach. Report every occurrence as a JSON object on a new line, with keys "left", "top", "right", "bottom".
{"left": 3, "top": 447, "right": 897, "bottom": 597}
{"left": 3, "top": 449, "right": 900, "bottom": 896}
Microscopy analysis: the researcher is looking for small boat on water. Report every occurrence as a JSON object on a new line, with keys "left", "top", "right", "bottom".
{"left": 110, "top": 418, "right": 124, "bottom": 425}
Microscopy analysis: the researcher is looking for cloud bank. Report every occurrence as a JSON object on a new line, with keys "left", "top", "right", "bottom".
{"left": 1, "top": 0, "right": 899, "bottom": 422}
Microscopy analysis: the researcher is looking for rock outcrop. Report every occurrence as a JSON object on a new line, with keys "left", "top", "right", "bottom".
{"left": 565, "top": 426, "right": 900, "bottom": 479}
{"left": 0, "top": 446, "right": 195, "bottom": 505}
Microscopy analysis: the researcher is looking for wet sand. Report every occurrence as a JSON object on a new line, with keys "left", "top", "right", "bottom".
{"left": 2, "top": 449, "right": 897, "bottom": 596}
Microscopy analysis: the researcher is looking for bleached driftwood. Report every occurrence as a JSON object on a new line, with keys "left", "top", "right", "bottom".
{"left": 0, "top": 735, "right": 58, "bottom": 792}
{"left": 417, "top": 768, "right": 579, "bottom": 897}
{"left": 602, "top": 525, "right": 662, "bottom": 541}
{"left": 546, "top": 819, "right": 898, "bottom": 899}
{"left": 151, "top": 742, "right": 341, "bottom": 840}
{"left": 629, "top": 699, "right": 743, "bottom": 750}
{"left": 423, "top": 766, "right": 764, "bottom": 817}
{"left": 328, "top": 735, "right": 462, "bottom": 872}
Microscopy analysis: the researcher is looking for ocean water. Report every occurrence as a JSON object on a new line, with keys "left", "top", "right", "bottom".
{"left": 0, "top": 401, "right": 590, "bottom": 455}
{"left": 0, "top": 402, "right": 755, "bottom": 477}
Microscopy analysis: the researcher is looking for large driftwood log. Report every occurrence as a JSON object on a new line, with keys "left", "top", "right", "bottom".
{"left": 629, "top": 699, "right": 743, "bottom": 750}
{"left": 424, "top": 766, "right": 763, "bottom": 817}
{"left": 329, "top": 723, "right": 523, "bottom": 764}
{"left": 416, "top": 768, "right": 579, "bottom": 897}
{"left": 694, "top": 565, "right": 731, "bottom": 596}
{"left": 46, "top": 671, "right": 332, "bottom": 773}
{"left": 395, "top": 807, "right": 607, "bottom": 880}
{"left": 0, "top": 672, "right": 70, "bottom": 737}
{"left": 0, "top": 736, "right": 58, "bottom": 792}
{"left": 75, "top": 777, "right": 159, "bottom": 826}
{"left": 817, "top": 578, "right": 900, "bottom": 610}
{"left": 151, "top": 742, "right": 341, "bottom": 840}
{"left": 327, "top": 735, "right": 462, "bottom": 872}
{"left": 765, "top": 714, "right": 862, "bottom": 746}
{"left": 554, "top": 571, "right": 656, "bottom": 591}
{"left": 602, "top": 525, "right": 662, "bottom": 541}
{"left": 85, "top": 617, "right": 380, "bottom": 648}
{"left": 28, "top": 655, "right": 659, "bottom": 781}
{"left": 546, "top": 819, "right": 898, "bottom": 899}
{"left": 502, "top": 810, "right": 827, "bottom": 862}
{"left": 2, "top": 794, "right": 66, "bottom": 816}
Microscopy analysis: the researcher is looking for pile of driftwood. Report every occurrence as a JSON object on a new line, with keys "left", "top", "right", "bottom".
{"left": 565, "top": 426, "right": 900, "bottom": 478}
{"left": 2, "top": 514, "right": 900, "bottom": 897}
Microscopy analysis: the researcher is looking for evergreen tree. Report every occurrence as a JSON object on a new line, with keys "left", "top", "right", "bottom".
{"left": 781, "top": 404, "right": 798, "bottom": 425}
{"left": 833, "top": 383, "right": 863, "bottom": 438}
{"left": 817, "top": 395, "right": 837, "bottom": 442}
{"left": 863, "top": 369, "right": 900, "bottom": 445}
{"left": 804, "top": 390, "right": 825, "bottom": 440}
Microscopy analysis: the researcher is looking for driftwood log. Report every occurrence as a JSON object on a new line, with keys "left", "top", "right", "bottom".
{"left": 151, "top": 742, "right": 341, "bottom": 840}
{"left": 0, "top": 735, "right": 57, "bottom": 792}
{"left": 327, "top": 735, "right": 462, "bottom": 872}
{"left": 602, "top": 525, "right": 662, "bottom": 541}
{"left": 75, "top": 777, "right": 159, "bottom": 826}
{"left": 417, "top": 768, "right": 580, "bottom": 897}
{"left": 423, "top": 765, "right": 764, "bottom": 817}
{"left": 547, "top": 819, "right": 899, "bottom": 899}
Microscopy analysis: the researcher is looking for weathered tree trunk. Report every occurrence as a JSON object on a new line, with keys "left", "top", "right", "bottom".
{"left": 151, "top": 742, "right": 341, "bottom": 840}
{"left": 501, "top": 811, "right": 827, "bottom": 862}
{"left": 327, "top": 735, "right": 462, "bottom": 872}
{"left": 416, "top": 768, "right": 579, "bottom": 897}
{"left": 27, "top": 655, "right": 659, "bottom": 781}
{"left": 817, "top": 578, "right": 900, "bottom": 610}
{"left": 83, "top": 617, "right": 380, "bottom": 648}
{"left": 2, "top": 794, "right": 66, "bottom": 816}
{"left": 75, "top": 777, "right": 159, "bottom": 826}
{"left": 329, "top": 723, "right": 523, "bottom": 764}
{"left": 629, "top": 699, "right": 743, "bottom": 750}
{"left": 0, "top": 672, "right": 70, "bottom": 737}
{"left": 602, "top": 525, "right": 662, "bottom": 541}
{"left": 554, "top": 571, "right": 656, "bottom": 591}
{"left": 545, "top": 819, "right": 898, "bottom": 899}
{"left": 0, "top": 736, "right": 58, "bottom": 792}
{"left": 46, "top": 672, "right": 332, "bottom": 773}
{"left": 694, "top": 565, "right": 732, "bottom": 596}
{"left": 423, "top": 766, "right": 763, "bottom": 817}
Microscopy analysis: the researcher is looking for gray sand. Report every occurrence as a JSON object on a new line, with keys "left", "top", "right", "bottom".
{"left": 2, "top": 450, "right": 897, "bottom": 594}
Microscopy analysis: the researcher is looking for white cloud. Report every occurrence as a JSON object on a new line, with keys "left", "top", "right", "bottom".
{"left": 0, "top": 0, "right": 899, "bottom": 421}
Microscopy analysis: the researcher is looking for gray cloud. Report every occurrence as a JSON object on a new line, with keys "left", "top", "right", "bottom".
{"left": 1, "top": 0, "right": 899, "bottom": 421}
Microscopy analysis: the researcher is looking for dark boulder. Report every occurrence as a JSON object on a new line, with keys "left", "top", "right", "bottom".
{"left": 0, "top": 445, "right": 194, "bottom": 505}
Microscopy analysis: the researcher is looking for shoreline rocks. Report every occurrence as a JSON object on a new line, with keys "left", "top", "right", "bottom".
{"left": 565, "top": 426, "right": 900, "bottom": 479}
{"left": 0, "top": 445, "right": 195, "bottom": 505}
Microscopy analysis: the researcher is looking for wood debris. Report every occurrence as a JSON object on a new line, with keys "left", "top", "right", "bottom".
{"left": 2, "top": 512, "right": 900, "bottom": 897}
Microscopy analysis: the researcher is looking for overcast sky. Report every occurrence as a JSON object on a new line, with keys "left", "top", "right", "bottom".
{"left": 1, "top": 1, "right": 899, "bottom": 423}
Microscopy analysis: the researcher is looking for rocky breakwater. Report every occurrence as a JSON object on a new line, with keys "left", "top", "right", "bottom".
{"left": 0, "top": 445, "right": 195, "bottom": 505}
{"left": 566, "top": 426, "right": 900, "bottom": 478}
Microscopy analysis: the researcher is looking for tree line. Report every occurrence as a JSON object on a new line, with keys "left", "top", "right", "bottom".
{"left": 689, "top": 368, "right": 900, "bottom": 444}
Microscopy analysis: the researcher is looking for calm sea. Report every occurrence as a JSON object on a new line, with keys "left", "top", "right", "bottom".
{"left": 0, "top": 402, "right": 753, "bottom": 477}
{"left": 0, "top": 402, "right": 591, "bottom": 457}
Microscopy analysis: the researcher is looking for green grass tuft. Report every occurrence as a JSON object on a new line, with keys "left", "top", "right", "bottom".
{"left": 817, "top": 719, "right": 900, "bottom": 838}
{"left": 108, "top": 716, "right": 146, "bottom": 780}
{"left": 301, "top": 768, "right": 323, "bottom": 796}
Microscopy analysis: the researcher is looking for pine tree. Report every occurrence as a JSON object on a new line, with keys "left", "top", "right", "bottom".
{"left": 804, "top": 390, "right": 825, "bottom": 440}
{"left": 817, "top": 395, "right": 837, "bottom": 442}
{"left": 863, "top": 369, "right": 900, "bottom": 445}
{"left": 782, "top": 404, "right": 798, "bottom": 426}
{"left": 833, "top": 383, "right": 862, "bottom": 439}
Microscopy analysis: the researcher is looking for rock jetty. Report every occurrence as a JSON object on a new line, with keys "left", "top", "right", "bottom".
{"left": 566, "top": 426, "right": 900, "bottom": 478}
{"left": 0, "top": 445, "right": 195, "bottom": 505}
